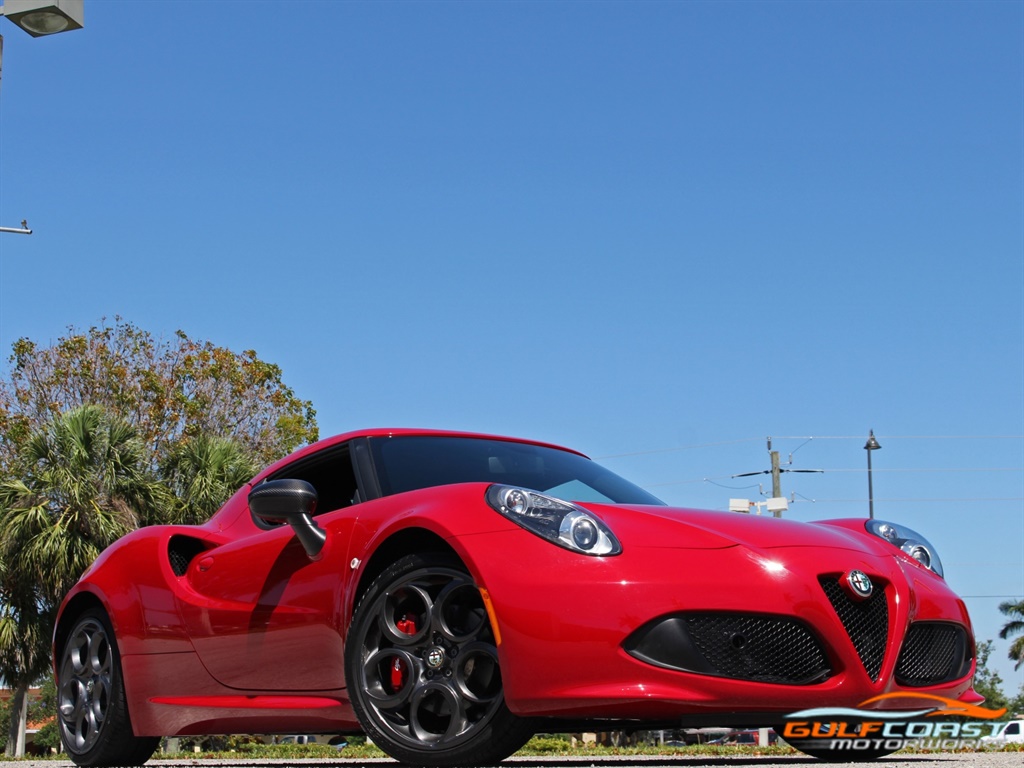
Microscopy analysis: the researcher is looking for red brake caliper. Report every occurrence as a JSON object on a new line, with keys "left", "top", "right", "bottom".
{"left": 391, "top": 615, "right": 417, "bottom": 691}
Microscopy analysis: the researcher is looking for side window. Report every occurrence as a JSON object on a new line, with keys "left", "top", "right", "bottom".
{"left": 270, "top": 444, "right": 360, "bottom": 516}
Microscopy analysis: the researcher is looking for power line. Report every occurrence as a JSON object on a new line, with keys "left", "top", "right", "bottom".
{"left": 774, "top": 497, "right": 1024, "bottom": 504}
{"left": 595, "top": 438, "right": 762, "bottom": 459}
{"left": 770, "top": 436, "right": 1019, "bottom": 442}
{"left": 597, "top": 435, "right": 1023, "bottom": 460}
{"left": 714, "top": 467, "right": 1022, "bottom": 476}
{"left": 960, "top": 595, "right": 1024, "bottom": 599}
{"left": 702, "top": 478, "right": 760, "bottom": 491}
{"left": 640, "top": 478, "right": 1023, "bottom": 503}
{"left": 640, "top": 466, "right": 1021, "bottom": 488}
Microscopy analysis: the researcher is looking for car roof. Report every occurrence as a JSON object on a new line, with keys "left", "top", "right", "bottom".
{"left": 252, "top": 427, "right": 587, "bottom": 484}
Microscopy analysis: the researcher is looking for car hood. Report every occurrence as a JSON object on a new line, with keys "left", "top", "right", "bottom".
{"left": 586, "top": 502, "right": 877, "bottom": 554}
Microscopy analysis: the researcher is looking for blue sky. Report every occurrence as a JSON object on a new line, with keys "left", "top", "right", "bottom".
{"left": 0, "top": 1, "right": 1021, "bottom": 690}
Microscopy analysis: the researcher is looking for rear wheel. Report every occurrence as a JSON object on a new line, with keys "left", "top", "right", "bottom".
{"left": 57, "top": 608, "right": 159, "bottom": 766}
{"left": 345, "top": 553, "right": 534, "bottom": 766}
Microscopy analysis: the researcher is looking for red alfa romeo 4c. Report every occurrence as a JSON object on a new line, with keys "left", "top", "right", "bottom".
{"left": 54, "top": 429, "right": 979, "bottom": 765}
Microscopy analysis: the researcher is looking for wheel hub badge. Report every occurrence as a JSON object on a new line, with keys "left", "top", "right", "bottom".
{"left": 425, "top": 646, "right": 446, "bottom": 669}
{"left": 844, "top": 569, "right": 874, "bottom": 600}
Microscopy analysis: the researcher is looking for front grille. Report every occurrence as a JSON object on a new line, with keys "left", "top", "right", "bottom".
{"left": 896, "top": 623, "right": 973, "bottom": 687}
{"left": 820, "top": 576, "right": 888, "bottom": 681}
{"left": 624, "top": 612, "right": 831, "bottom": 685}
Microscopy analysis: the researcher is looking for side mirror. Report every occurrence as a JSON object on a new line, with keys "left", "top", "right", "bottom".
{"left": 248, "top": 479, "right": 326, "bottom": 559}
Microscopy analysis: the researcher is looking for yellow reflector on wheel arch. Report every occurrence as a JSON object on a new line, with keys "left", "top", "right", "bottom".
{"left": 478, "top": 587, "right": 502, "bottom": 647}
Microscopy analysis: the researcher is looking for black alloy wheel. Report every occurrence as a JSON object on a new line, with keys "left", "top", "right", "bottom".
{"left": 345, "top": 553, "right": 534, "bottom": 766}
{"left": 57, "top": 608, "right": 159, "bottom": 766}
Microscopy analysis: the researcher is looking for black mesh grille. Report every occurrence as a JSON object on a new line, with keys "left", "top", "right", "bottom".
{"left": 896, "top": 623, "right": 971, "bottom": 687}
{"left": 820, "top": 576, "right": 888, "bottom": 681}
{"left": 168, "top": 548, "right": 191, "bottom": 576}
{"left": 682, "top": 614, "right": 830, "bottom": 685}
{"left": 167, "top": 536, "right": 209, "bottom": 577}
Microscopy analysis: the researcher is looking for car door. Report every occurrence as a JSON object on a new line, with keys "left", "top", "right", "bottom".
{"left": 176, "top": 443, "right": 361, "bottom": 691}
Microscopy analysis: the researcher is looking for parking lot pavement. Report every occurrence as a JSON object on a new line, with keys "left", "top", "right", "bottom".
{"left": 1, "top": 753, "right": 1023, "bottom": 768}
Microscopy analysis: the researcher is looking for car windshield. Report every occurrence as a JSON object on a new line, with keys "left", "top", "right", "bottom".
{"left": 370, "top": 435, "right": 665, "bottom": 506}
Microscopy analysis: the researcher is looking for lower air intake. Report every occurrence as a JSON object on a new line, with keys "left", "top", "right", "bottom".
{"left": 896, "top": 622, "right": 973, "bottom": 687}
{"left": 624, "top": 612, "right": 831, "bottom": 685}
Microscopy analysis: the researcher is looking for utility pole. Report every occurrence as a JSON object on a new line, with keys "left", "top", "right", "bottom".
{"left": 731, "top": 437, "right": 823, "bottom": 518}
{"left": 769, "top": 441, "right": 783, "bottom": 502}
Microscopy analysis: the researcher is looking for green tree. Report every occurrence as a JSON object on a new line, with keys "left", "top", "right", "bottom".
{"left": 1009, "top": 682, "right": 1024, "bottom": 718}
{"left": 998, "top": 599, "right": 1024, "bottom": 670}
{"left": 0, "top": 405, "right": 169, "bottom": 600}
{"left": 0, "top": 322, "right": 319, "bottom": 754}
{"left": 0, "top": 687, "right": 10, "bottom": 753}
{"left": 1, "top": 492, "right": 57, "bottom": 758}
{"left": 0, "top": 317, "right": 317, "bottom": 470}
{"left": 1, "top": 597, "right": 51, "bottom": 757}
{"left": 161, "top": 434, "right": 259, "bottom": 525}
{"left": 27, "top": 675, "right": 59, "bottom": 752}
{"left": 0, "top": 406, "right": 168, "bottom": 756}
{"left": 973, "top": 640, "right": 1009, "bottom": 712}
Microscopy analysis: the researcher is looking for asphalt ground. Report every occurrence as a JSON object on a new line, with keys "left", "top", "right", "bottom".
{"left": 1, "top": 754, "right": 1021, "bottom": 768}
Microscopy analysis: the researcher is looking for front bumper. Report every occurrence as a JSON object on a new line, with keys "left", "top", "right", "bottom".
{"left": 461, "top": 530, "right": 976, "bottom": 722}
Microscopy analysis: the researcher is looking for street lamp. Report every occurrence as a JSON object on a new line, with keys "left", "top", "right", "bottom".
{"left": 1, "top": 1, "right": 83, "bottom": 37}
{"left": 864, "top": 429, "right": 881, "bottom": 519}
{"left": 0, "top": 1, "right": 83, "bottom": 234}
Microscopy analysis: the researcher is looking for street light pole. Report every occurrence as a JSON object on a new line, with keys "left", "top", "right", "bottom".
{"left": 0, "top": 1, "right": 84, "bottom": 234}
{"left": 864, "top": 429, "right": 881, "bottom": 519}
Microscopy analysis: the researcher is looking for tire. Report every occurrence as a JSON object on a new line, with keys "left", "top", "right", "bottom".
{"left": 788, "top": 741, "right": 900, "bottom": 761}
{"left": 57, "top": 608, "right": 159, "bottom": 767}
{"left": 345, "top": 553, "right": 534, "bottom": 766}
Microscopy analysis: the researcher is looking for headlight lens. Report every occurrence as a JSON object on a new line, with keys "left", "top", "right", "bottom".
{"left": 486, "top": 484, "right": 621, "bottom": 556}
{"left": 866, "top": 519, "right": 944, "bottom": 578}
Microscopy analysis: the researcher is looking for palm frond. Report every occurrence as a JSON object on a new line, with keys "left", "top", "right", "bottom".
{"left": 1009, "top": 636, "right": 1024, "bottom": 670}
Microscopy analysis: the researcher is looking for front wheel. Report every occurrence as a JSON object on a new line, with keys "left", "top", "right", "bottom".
{"left": 345, "top": 553, "right": 534, "bottom": 766}
{"left": 57, "top": 608, "right": 159, "bottom": 766}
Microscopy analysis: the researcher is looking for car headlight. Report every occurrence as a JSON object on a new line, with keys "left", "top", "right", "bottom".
{"left": 866, "top": 519, "right": 944, "bottom": 578}
{"left": 485, "top": 484, "right": 621, "bottom": 556}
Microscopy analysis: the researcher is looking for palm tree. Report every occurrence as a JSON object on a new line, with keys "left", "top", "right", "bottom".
{"left": 0, "top": 405, "right": 169, "bottom": 602}
{"left": 160, "top": 434, "right": 258, "bottom": 525}
{"left": 999, "top": 599, "right": 1024, "bottom": 669}
{"left": 0, "top": 586, "right": 52, "bottom": 757}
{"left": 0, "top": 405, "right": 168, "bottom": 756}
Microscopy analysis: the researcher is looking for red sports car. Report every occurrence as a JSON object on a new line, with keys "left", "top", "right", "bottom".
{"left": 54, "top": 429, "right": 979, "bottom": 765}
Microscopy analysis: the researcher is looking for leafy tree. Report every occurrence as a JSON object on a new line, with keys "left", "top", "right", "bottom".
{"left": 0, "top": 405, "right": 170, "bottom": 602}
{"left": 973, "top": 640, "right": 1009, "bottom": 712}
{"left": 1, "top": 592, "right": 50, "bottom": 757}
{"left": 0, "top": 406, "right": 168, "bottom": 756}
{"left": 27, "top": 675, "right": 59, "bottom": 752}
{"left": 0, "top": 322, "right": 318, "bottom": 756}
{"left": 998, "top": 599, "right": 1024, "bottom": 670}
{"left": 0, "top": 689, "right": 10, "bottom": 753}
{"left": 161, "top": 434, "right": 259, "bottom": 525}
{"left": 1009, "top": 682, "right": 1024, "bottom": 718}
{"left": 1, "top": 525, "right": 53, "bottom": 758}
{"left": 0, "top": 317, "right": 317, "bottom": 470}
